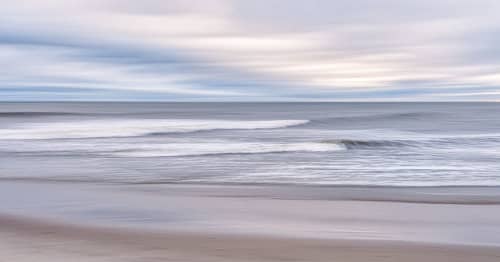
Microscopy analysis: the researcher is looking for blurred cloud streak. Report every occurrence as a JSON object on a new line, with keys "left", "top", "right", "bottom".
{"left": 1, "top": 0, "right": 500, "bottom": 101}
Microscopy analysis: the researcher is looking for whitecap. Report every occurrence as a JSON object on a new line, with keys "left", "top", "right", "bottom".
{"left": 0, "top": 140, "right": 345, "bottom": 157}
{"left": 109, "top": 142, "right": 344, "bottom": 157}
{"left": 0, "top": 119, "right": 309, "bottom": 140}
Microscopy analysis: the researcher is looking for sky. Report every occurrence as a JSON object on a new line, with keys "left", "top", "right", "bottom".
{"left": 1, "top": 0, "right": 500, "bottom": 101}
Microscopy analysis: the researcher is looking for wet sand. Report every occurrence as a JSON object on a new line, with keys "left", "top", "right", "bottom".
{"left": 1, "top": 181, "right": 500, "bottom": 261}
{"left": 2, "top": 214, "right": 500, "bottom": 262}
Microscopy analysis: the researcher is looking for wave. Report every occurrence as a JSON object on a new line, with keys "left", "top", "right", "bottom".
{"left": 307, "top": 112, "right": 439, "bottom": 127}
{"left": 1, "top": 141, "right": 344, "bottom": 157}
{"left": 323, "top": 139, "right": 411, "bottom": 149}
{"left": 323, "top": 133, "right": 500, "bottom": 149}
{"left": 0, "top": 112, "right": 83, "bottom": 117}
{"left": 112, "top": 142, "right": 344, "bottom": 157}
{"left": 0, "top": 119, "right": 309, "bottom": 140}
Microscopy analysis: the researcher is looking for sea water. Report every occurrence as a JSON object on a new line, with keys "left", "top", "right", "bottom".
{"left": 1, "top": 102, "right": 499, "bottom": 186}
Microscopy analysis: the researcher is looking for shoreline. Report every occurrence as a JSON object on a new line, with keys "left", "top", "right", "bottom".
{"left": 2, "top": 213, "right": 500, "bottom": 262}
{"left": 1, "top": 181, "right": 500, "bottom": 246}
{"left": 2, "top": 178, "right": 500, "bottom": 205}
{"left": 1, "top": 180, "right": 500, "bottom": 260}
{"left": 7, "top": 175, "right": 500, "bottom": 188}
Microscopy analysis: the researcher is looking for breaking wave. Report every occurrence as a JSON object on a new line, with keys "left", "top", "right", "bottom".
{"left": 1, "top": 141, "right": 345, "bottom": 157}
{"left": 323, "top": 139, "right": 412, "bottom": 149}
{"left": 110, "top": 142, "right": 344, "bottom": 157}
{"left": 0, "top": 119, "right": 309, "bottom": 140}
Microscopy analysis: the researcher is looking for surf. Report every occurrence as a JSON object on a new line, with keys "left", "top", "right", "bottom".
{"left": 0, "top": 119, "right": 309, "bottom": 140}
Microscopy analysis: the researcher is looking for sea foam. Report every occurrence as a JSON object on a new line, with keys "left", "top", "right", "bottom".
{"left": 0, "top": 140, "right": 345, "bottom": 157}
{"left": 0, "top": 119, "right": 309, "bottom": 140}
{"left": 110, "top": 142, "right": 344, "bottom": 157}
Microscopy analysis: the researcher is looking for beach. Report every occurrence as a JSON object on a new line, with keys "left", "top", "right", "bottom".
{"left": 1, "top": 181, "right": 500, "bottom": 261}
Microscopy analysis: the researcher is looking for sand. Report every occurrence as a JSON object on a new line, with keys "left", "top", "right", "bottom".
{"left": 2, "top": 214, "right": 500, "bottom": 262}
{"left": 1, "top": 181, "right": 500, "bottom": 261}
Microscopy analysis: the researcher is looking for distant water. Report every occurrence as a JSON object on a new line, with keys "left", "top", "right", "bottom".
{"left": 1, "top": 102, "right": 500, "bottom": 186}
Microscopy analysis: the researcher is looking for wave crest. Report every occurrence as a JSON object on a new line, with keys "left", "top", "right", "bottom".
{"left": 112, "top": 142, "right": 344, "bottom": 157}
{"left": 1, "top": 141, "right": 344, "bottom": 157}
{"left": 0, "top": 119, "right": 309, "bottom": 140}
{"left": 0, "top": 112, "right": 82, "bottom": 117}
{"left": 322, "top": 139, "right": 410, "bottom": 149}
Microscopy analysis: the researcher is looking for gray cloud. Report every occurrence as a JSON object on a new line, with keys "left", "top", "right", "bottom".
{"left": 1, "top": 0, "right": 500, "bottom": 101}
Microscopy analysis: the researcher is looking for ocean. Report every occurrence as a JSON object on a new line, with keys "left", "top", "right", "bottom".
{"left": 1, "top": 102, "right": 500, "bottom": 187}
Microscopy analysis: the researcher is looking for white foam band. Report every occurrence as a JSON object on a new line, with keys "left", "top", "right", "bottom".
{"left": 0, "top": 119, "right": 309, "bottom": 140}
{"left": 2, "top": 141, "right": 344, "bottom": 157}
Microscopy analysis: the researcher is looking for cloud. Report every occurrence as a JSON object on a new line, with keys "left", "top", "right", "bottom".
{"left": 1, "top": 0, "right": 500, "bottom": 101}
